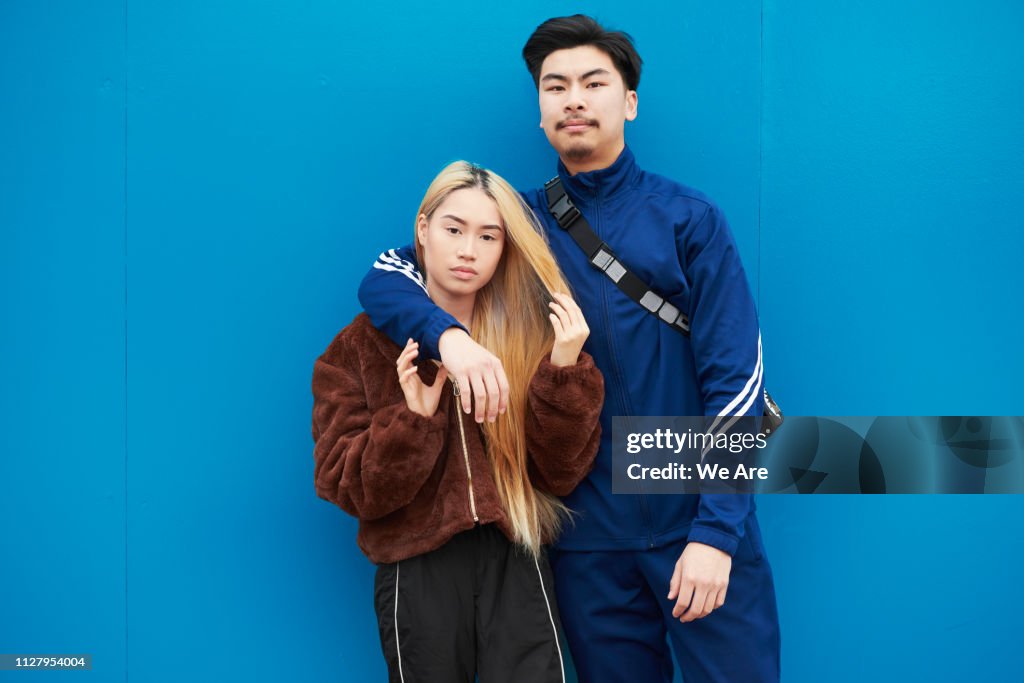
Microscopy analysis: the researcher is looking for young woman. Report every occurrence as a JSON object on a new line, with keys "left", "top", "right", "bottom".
{"left": 311, "top": 161, "right": 603, "bottom": 682}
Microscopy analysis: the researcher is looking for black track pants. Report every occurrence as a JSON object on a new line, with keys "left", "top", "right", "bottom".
{"left": 373, "top": 524, "right": 566, "bottom": 683}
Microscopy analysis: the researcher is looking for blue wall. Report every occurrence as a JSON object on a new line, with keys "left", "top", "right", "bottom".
{"left": 2, "top": 1, "right": 1022, "bottom": 681}
{"left": 1, "top": 1, "right": 128, "bottom": 680}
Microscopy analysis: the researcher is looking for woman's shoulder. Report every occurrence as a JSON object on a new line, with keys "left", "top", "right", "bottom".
{"left": 318, "top": 312, "right": 400, "bottom": 367}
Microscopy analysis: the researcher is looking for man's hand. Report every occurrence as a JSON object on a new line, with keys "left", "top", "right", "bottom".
{"left": 667, "top": 541, "right": 732, "bottom": 623}
{"left": 437, "top": 328, "right": 509, "bottom": 423}
{"left": 396, "top": 339, "right": 449, "bottom": 418}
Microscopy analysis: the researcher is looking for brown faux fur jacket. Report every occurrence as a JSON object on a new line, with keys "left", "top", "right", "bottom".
{"left": 312, "top": 313, "right": 603, "bottom": 564}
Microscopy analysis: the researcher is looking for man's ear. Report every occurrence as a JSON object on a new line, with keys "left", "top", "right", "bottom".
{"left": 625, "top": 90, "right": 638, "bottom": 122}
{"left": 416, "top": 214, "right": 428, "bottom": 246}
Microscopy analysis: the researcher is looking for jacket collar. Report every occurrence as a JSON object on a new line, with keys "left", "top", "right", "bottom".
{"left": 556, "top": 145, "right": 640, "bottom": 204}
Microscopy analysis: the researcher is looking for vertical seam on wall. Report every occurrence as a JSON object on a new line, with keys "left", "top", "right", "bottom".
{"left": 757, "top": 0, "right": 764, "bottom": 313}
{"left": 122, "top": 0, "right": 129, "bottom": 680}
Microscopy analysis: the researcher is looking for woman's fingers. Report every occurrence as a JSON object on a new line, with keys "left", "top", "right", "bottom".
{"left": 549, "top": 293, "right": 589, "bottom": 367}
{"left": 544, "top": 301, "right": 577, "bottom": 339}
{"left": 398, "top": 338, "right": 418, "bottom": 359}
{"left": 397, "top": 339, "right": 424, "bottom": 389}
{"left": 549, "top": 312, "right": 565, "bottom": 338}
{"left": 396, "top": 339, "right": 419, "bottom": 373}
{"left": 548, "top": 301, "right": 571, "bottom": 333}
{"left": 397, "top": 350, "right": 418, "bottom": 371}
{"left": 551, "top": 292, "right": 582, "bottom": 324}
{"left": 550, "top": 294, "right": 588, "bottom": 338}
{"left": 550, "top": 292, "right": 571, "bottom": 320}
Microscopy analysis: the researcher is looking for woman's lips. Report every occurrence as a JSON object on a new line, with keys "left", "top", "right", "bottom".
{"left": 451, "top": 267, "right": 477, "bottom": 280}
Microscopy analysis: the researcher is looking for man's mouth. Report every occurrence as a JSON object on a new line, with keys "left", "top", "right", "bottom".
{"left": 558, "top": 119, "right": 597, "bottom": 132}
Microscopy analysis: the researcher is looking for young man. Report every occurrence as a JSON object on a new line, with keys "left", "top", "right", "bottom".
{"left": 357, "top": 15, "right": 780, "bottom": 683}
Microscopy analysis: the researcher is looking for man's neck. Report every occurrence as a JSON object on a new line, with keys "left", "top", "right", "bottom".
{"left": 561, "top": 141, "right": 625, "bottom": 175}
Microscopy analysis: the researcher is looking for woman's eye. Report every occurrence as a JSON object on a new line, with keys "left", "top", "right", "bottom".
{"left": 481, "top": 234, "right": 497, "bottom": 242}
{"left": 445, "top": 226, "right": 460, "bottom": 235}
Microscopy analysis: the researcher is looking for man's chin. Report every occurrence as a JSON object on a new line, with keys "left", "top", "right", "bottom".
{"left": 561, "top": 142, "right": 596, "bottom": 163}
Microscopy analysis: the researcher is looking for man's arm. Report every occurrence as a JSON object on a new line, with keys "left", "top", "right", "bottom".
{"left": 678, "top": 201, "right": 764, "bottom": 552}
{"left": 668, "top": 201, "right": 764, "bottom": 622}
{"left": 357, "top": 246, "right": 510, "bottom": 421}
{"left": 357, "top": 246, "right": 461, "bottom": 358}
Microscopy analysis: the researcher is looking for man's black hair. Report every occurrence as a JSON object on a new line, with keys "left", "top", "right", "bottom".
{"left": 522, "top": 15, "right": 642, "bottom": 91}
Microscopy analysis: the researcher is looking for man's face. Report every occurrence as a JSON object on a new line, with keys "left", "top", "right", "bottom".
{"left": 537, "top": 45, "right": 638, "bottom": 172}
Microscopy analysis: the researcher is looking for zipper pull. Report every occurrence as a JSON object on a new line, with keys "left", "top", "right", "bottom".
{"left": 451, "top": 377, "right": 461, "bottom": 397}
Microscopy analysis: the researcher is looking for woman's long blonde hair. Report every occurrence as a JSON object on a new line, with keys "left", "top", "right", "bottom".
{"left": 414, "top": 161, "right": 573, "bottom": 557}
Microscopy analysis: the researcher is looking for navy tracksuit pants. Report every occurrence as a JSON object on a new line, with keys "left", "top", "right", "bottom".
{"left": 549, "top": 515, "right": 781, "bottom": 682}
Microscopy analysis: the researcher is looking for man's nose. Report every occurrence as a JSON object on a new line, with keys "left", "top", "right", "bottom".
{"left": 564, "top": 84, "right": 587, "bottom": 111}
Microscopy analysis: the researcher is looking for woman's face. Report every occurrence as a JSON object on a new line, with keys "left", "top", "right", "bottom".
{"left": 417, "top": 187, "right": 506, "bottom": 301}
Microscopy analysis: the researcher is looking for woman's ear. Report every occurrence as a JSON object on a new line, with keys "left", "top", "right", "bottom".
{"left": 416, "top": 214, "right": 428, "bottom": 246}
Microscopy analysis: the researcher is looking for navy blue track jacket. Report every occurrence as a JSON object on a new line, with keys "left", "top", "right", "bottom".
{"left": 358, "top": 146, "right": 764, "bottom": 556}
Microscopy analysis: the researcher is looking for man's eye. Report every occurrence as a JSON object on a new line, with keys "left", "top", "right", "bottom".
{"left": 546, "top": 86, "right": 565, "bottom": 92}
{"left": 587, "top": 82, "right": 605, "bottom": 88}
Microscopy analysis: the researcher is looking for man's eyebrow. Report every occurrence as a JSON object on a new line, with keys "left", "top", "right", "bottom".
{"left": 581, "top": 68, "right": 611, "bottom": 80}
{"left": 541, "top": 68, "right": 611, "bottom": 83}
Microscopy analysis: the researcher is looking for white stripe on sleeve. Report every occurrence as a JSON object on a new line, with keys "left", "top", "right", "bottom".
{"left": 707, "top": 333, "right": 763, "bottom": 434}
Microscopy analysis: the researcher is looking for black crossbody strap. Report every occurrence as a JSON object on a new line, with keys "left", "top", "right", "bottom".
{"left": 544, "top": 175, "right": 783, "bottom": 437}
{"left": 544, "top": 176, "right": 692, "bottom": 336}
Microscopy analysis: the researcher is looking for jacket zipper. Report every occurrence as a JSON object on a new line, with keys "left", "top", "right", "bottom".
{"left": 450, "top": 379, "right": 479, "bottom": 522}
{"left": 594, "top": 190, "right": 655, "bottom": 548}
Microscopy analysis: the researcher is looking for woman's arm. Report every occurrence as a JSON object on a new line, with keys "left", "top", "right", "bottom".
{"left": 311, "top": 334, "right": 448, "bottom": 520}
{"left": 524, "top": 352, "right": 604, "bottom": 497}
{"left": 524, "top": 293, "right": 603, "bottom": 495}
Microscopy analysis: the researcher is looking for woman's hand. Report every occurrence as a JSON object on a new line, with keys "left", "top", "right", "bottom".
{"left": 396, "top": 339, "right": 450, "bottom": 417}
{"left": 548, "top": 292, "right": 590, "bottom": 367}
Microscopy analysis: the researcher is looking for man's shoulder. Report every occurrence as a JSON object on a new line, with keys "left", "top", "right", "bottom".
{"left": 520, "top": 186, "right": 547, "bottom": 213}
{"left": 515, "top": 167, "right": 724, "bottom": 222}
{"left": 634, "top": 169, "right": 720, "bottom": 215}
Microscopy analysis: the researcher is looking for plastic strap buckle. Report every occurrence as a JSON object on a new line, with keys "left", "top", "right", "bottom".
{"left": 549, "top": 193, "right": 581, "bottom": 229}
